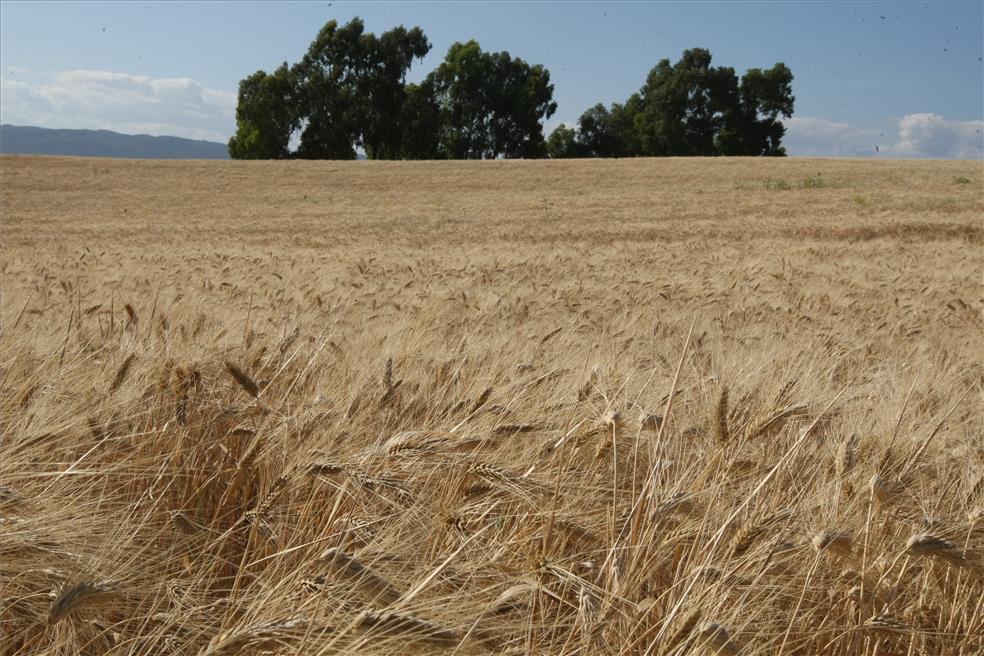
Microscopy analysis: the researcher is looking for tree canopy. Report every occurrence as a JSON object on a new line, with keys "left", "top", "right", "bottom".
{"left": 427, "top": 40, "right": 557, "bottom": 159}
{"left": 229, "top": 23, "right": 793, "bottom": 160}
{"left": 229, "top": 18, "right": 556, "bottom": 160}
{"left": 546, "top": 48, "right": 795, "bottom": 159}
{"left": 228, "top": 64, "right": 299, "bottom": 160}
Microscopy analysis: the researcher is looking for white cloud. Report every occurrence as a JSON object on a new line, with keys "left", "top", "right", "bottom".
{"left": 882, "top": 113, "right": 983, "bottom": 159}
{"left": 783, "top": 117, "right": 880, "bottom": 157}
{"left": 785, "top": 114, "right": 983, "bottom": 159}
{"left": 0, "top": 69, "right": 236, "bottom": 142}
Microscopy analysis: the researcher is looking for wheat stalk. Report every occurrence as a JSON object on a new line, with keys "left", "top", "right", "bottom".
{"left": 863, "top": 614, "right": 910, "bottom": 635}
{"left": 905, "top": 533, "right": 969, "bottom": 568}
{"left": 109, "top": 353, "right": 136, "bottom": 392}
{"left": 714, "top": 385, "right": 730, "bottom": 443}
{"left": 224, "top": 360, "right": 260, "bottom": 398}
{"left": 319, "top": 547, "right": 403, "bottom": 605}
{"left": 812, "top": 530, "right": 854, "bottom": 559}
{"left": 199, "top": 618, "right": 312, "bottom": 655}
{"left": 353, "top": 609, "right": 460, "bottom": 647}
{"left": 49, "top": 580, "right": 121, "bottom": 625}
{"left": 697, "top": 621, "right": 739, "bottom": 655}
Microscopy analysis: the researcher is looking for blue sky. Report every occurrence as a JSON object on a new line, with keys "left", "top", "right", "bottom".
{"left": 2, "top": 1, "right": 982, "bottom": 158}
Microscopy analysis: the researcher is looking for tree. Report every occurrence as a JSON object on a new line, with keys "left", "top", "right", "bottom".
{"left": 398, "top": 81, "right": 443, "bottom": 159}
{"left": 547, "top": 124, "right": 579, "bottom": 158}
{"left": 360, "top": 25, "right": 432, "bottom": 158}
{"left": 428, "top": 40, "right": 557, "bottom": 159}
{"left": 230, "top": 18, "right": 431, "bottom": 160}
{"left": 576, "top": 104, "right": 616, "bottom": 157}
{"left": 609, "top": 95, "right": 644, "bottom": 156}
{"left": 551, "top": 49, "right": 794, "bottom": 159}
{"left": 632, "top": 49, "right": 793, "bottom": 157}
{"left": 229, "top": 19, "right": 560, "bottom": 160}
{"left": 292, "top": 18, "right": 430, "bottom": 159}
{"left": 635, "top": 48, "right": 734, "bottom": 156}
{"left": 230, "top": 26, "right": 792, "bottom": 161}
{"left": 717, "top": 63, "right": 794, "bottom": 155}
{"left": 228, "top": 64, "right": 299, "bottom": 159}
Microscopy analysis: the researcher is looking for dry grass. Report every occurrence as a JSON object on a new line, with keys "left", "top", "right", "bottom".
{"left": 1, "top": 155, "right": 982, "bottom": 655}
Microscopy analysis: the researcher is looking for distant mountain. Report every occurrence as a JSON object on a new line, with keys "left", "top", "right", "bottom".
{"left": 0, "top": 124, "right": 230, "bottom": 159}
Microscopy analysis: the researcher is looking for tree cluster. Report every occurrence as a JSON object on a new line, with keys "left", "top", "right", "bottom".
{"left": 229, "top": 20, "right": 794, "bottom": 160}
{"left": 228, "top": 18, "right": 556, "bottom": 160}
{"left": 548, "top": 48, "right": 794, "bottom": 158}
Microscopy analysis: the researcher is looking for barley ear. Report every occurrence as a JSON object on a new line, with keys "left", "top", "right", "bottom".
{"left": 109, "top": 353, "right": 136, "bottom": 393}
{"left": 225, "top": 360, "right": 260, "bottom": 398}
{"left": 714, "top": 385, "right": 730, "bottom": 443}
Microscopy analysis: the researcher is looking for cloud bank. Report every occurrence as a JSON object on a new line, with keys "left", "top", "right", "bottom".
{"left": 883, "top": 113, "right": 984, "bottom": 159}
{"left": 0, "top": 68, "right": 236, "bottom": 143}
{"left": 782, "top": 117, "right": 880, "bottom": 157}
{"left": 785, "top": 113, "right": 983, "bottom": 159}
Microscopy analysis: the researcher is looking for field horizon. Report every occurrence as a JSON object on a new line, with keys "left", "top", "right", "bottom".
{"left": 1, "top": 155, "right": 982, "bottom": 655}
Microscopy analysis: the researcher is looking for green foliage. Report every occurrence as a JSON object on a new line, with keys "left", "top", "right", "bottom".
{"left": 718, "top": 62, "right": 794, "bottom": 156}
{"left": 953, "top": 175, "right": 971, "bottom": 184}
{"left": 230, "top": 25, "right": 792, "bottom": 161}
{"left": 576, "top": 104, "right": 619, "bottom": 157}
{"left": 229, "top": 18, "right": 432, "bottom": 160}
{"left": 293, "top": 18, "right": 431, "bottom": 159}
{"left": 229, "top": 19, "right": 557, "bottom": 160}
{"left": 549, "top": 48, "right": 795, "bottom": 159}
{"left": 427, "top": 40, "right": 557, "bottom": 159}
{"left": 546, "top": 124, "right": 579, "bottom": 159}
{"left": 635, "top": 49, "right": 733, "bottom": 156}
{"left": 550, "top": 97, "right": 642, "bottom": 159}
{"left": 802, "top": 175, "right": 827, "bottom": 189}
{"left": 398, "top": 82, "right": 443, "bottom": 159}
{"left": 609, "top": 97, "right": 644, "bottom": 156}
{"left": 228, "top": 64, "right": 299, "bottom": 160}
{"left": 763, "top": 177, "right": 791, "bottom": 191}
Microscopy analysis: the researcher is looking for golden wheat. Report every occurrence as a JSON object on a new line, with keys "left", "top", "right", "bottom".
{"left": 0, "top": 155, "right": 980, "bottom": 656}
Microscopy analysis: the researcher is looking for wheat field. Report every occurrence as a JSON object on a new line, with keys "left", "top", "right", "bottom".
{"left": 1, "top": 155, "right": 982, "bottom": 655}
